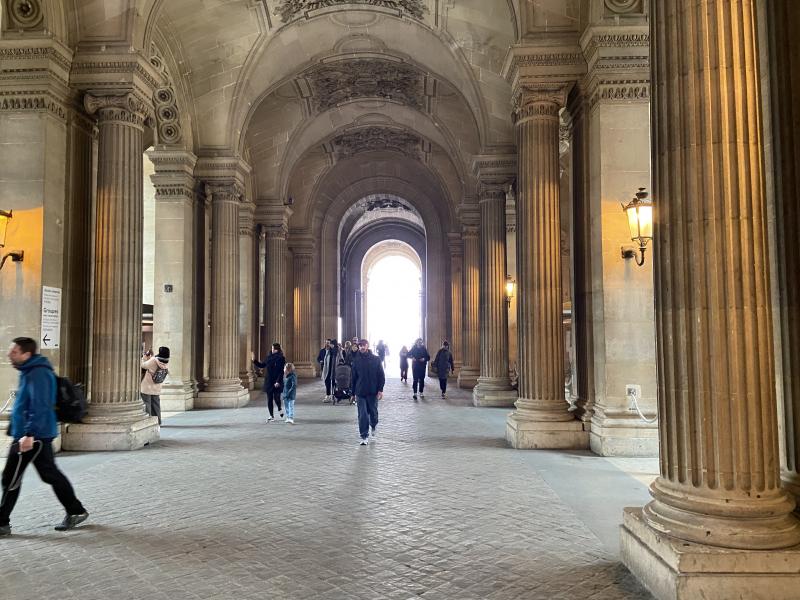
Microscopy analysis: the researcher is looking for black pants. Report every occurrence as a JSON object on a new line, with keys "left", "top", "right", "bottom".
{"left": 266, "top": 386, "right": 283, "bottom": 418}
{"left": 400, "top": 366, "right": 408, "bottom": 381}
{"left": 412, "top": 368, "right": 426, "bottom": 394}
{"left": 439, "top": 378, "right": 448, "bottom": 393}
{"left": 324, "top": 372, "right": 333, "bottom": 395}
{"left": 0, "top": 439, "right": 85, "bottom": 527}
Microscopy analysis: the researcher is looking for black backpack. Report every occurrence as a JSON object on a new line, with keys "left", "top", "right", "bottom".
{"left": 54, "top": 377, "right": 87, "bottom": 423}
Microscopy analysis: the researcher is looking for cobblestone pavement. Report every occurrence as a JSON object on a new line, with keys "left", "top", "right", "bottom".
{"left": 0, "top": 377, "right": 652, "bottom": 600}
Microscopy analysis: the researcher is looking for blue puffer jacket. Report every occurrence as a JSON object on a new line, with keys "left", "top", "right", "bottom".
{"left": 9, "top": 354, "right": 58, "bottom": 441}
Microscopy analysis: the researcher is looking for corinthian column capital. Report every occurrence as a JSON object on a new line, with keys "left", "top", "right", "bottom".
{"left": 83, "top": 92, "right": 152, "bottom": 128}
{"left": 513, "top": 84, "right": 570, "bottom": 124}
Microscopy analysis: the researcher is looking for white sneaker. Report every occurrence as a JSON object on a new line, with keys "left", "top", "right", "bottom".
{"left": 287, "top": 418, "right": 294, "bottom": 424}
{"left": 370, "top": 427, "right": 377, "bottom": 439}
{"left": 266, "top": 417, "right": 274, "bottom": 423}
{"left": 359, "top": 437, "right": 368, "bottom": 446}
{"left": 420, "top": 393, "right": 425, "bottom": 399}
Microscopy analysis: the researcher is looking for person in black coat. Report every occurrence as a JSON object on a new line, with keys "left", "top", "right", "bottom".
{"left": 252, "top": 343, "right": 286, "bottom": 422}
{"left": 432, "top": 341, "right": 455, "bottom": 398}
{"left": 351, "top": 339, "right": 385, "bottom": 445}
{"left": 407, "top": 338, "right": 430, "bottom": 399}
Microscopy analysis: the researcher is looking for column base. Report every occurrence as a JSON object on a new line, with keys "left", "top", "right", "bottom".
{"left": 239, "top": 370, "right": 256, "bottom": 391}
{"left": 196, "top": 386, "right": 250, "bottom": 409}
{"left": 61, "top": 415, "right": 159, "bottom": 451}
{"left": 160, "top": 381, "right": 197, "bottom": 412}
{"left": 457, "top": 368, "right": 479, "bottom": 389}
{"left": 473, "top": 377, "right": 517, "bottom": 407}
{"left": 506, "top": 412, "right": 588, "bottom": 449}
{"left": 294, "top": 363, "right": 317, "bottom": 378}
{"left": 589, "top": 413, "right": 659, "bottom": 457}
{"left": 621, "top": 507, "right": 800, "bottom": 600}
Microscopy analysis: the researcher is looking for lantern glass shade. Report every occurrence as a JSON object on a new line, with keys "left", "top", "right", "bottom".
{"left": 0, "top": 210, "right": 11, "bottom": 248}
{"left": 505, "top": 277, "right": 516, "bottom": 300}
{"left": 622, "top": 189, "right": 653, "bottom": 248}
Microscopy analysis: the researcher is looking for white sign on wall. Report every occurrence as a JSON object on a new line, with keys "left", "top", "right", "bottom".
{"left": 40, "top": 286, "right": 62, "bottom": 349}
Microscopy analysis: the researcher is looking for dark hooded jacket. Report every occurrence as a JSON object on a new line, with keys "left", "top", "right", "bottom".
{"left": 408, "top": 344, "right": 430, "bottom": 375}
{"left": 351, "top": 350, "right": 385, "bottom": 397}
{"left": 432, "top": 347, "right": 454, "bottom": 378}
{"left": 9, "top": 354, "right": 58, "bottom": 440}
{"left": 254, "top": 352, "right": 286, "bottom": 392}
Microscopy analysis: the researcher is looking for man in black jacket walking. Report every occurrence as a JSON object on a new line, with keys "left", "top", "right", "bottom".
{"left": 407, "top": 338, "right": 430, "bottom": 400}
{"left": 351, "top": 339, "right": 385, "bottom": 445}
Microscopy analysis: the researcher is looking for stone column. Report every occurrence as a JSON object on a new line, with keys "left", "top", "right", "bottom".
{"left": 621, "top": 2, "right": 800, "bottom": 597}
{"left": 238, "top": 201, "right": 256, "bottom": 390}
{"left": 506, "top": 85, "right": 587, "bottom": 450}
{"left": 195, "top": 181, "right": 249, "bottom": 408}
{"left": 447, "top": 234, "right": 463, "bottom": 377}
{"left": 457, "top": 205, "right": 480, "bottom": 389}
{"left": 148, "top": 149, "right": 198, "bottom": 412}
{"left": 473, "top": 182, "right": 517, "bottom": 407}
{"left": 765, "top": 0, "right": 800, "bottom": 505}
{"left": 578, "top": 23, "right": 657, "bottom": 457}
{"left": 262, "top": 206, "right": 292, "bottom": 350}
{"left": 62, "top": 92, "right": 159, "bottom": 451}
{"left": 291, "top": 238, "right": 315, "bottom": 377}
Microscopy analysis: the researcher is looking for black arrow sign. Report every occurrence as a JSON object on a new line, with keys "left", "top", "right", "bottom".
{"left": 42, "top": 334, "right": 51, "bottom": 346}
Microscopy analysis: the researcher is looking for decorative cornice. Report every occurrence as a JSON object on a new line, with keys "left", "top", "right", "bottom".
{"left": 0, "top": 91, "right": 66, "bottom": 121}
{"left": 502, "top": 44, "right": 586, "bottom": 87}
{"left": 239, "top": 201, "right": 256, "bottom": 235}
{"left": 447, "top": 232, "right": 463, "bottom": 256}
{"left": 0, "top": 44, "right": 72, "bottom": 73}
{"left": 206, "top": 182, "right": 244, "bottom": 202}
{"left": 587, "top": 79, "right": 649, "bottom": 109}
{"left": 472, "top": 153, "right": 517, "bottom": 189}
{"left": 196, "top": 156, "right": 252, "bottom": 194}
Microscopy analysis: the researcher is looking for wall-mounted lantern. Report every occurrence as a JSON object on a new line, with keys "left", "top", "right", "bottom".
{"left": 0, "top": 209, "right": 24, "bottom": 270}
{"left": 0, "top": 210, "right": 11, "bottom": 248}
{"left": 505, "top": 275, "right": 516, "bottom": 305}
{"left": 621, "top": 188, "right": 653, "bottom": 267}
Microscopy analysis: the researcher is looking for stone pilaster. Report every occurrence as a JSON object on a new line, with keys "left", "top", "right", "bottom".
{"left": 764, "top": 0, "right": 800, "bottom": 506}
{"left": 194, "top": 157, "right": 251, "bottom": 409}
{"left": 62, "top": 91, "right": 159, "bottom": 451}
{"left": 261, "top": 205, "right": 292, "bottom": 350}
{"left": 290, "top": 237, "right": 316, "bottom": 377}
{"left": 506, "top": 84, "right": 588, "bottom": 450}
{"left": 239, "top": 201, "right": 256, "bottom": 390}
{"left": 447, "top": 233, "right": 463, "bottom": 377}
{"left": 472, "top": 156, "right": 518, "bottom": 407}
{"left": 621, "top": 2, "right": 800, "bottom": 598}
{"left": 457, "top": 205, "right": 480, "bottom": 389}
{"left": 148, "top": 149, "right": 198, "bottom": 412}
{"left": 578, "top": 22, "right": 658, "bottom": 457}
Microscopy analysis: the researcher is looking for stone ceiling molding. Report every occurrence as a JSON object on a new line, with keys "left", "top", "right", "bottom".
{"left": 4, "top": 0, "right": 44, "bottom": 31}
{"left": 603, "top": 0, "right": 645, "bottom": 16}
{"left": 303, "top": 58, "right": 425, "bottom": 113}
{"left": 329, "top": 126, "right": 424, "bottom": 161}
{"left": 148, "top": 42, "right": 182, "bottom": 145}
{"left": 274, "top": 0, "right": 428, "bottom": 24}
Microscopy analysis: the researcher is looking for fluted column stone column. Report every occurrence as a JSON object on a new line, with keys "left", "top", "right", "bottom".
{"left": 447, "top": 234, "right": 463, "bottom": 377}
{"left": 506, "top": 85, "right": 587, "bottom": 450}
{"left": 457, "top": 206, "right": 480, "bottom": 389}
{"left": 263, "top": 206, "right": 292, "bottom": 349}
{"left": 765, "top": 0, "right": 800, "bottom": 505}
{"left": 148, "top": 149, "right": 198, "bottom": 412}
{"left": 196, "top": 181, "right": 249, "bottom": 408}
{"left": 291, "top": 238, "right": 316, "bottom": 377}
{"left": 62, "top": 92, "right": 159, "bottom": 451}
{"left": 474, "top": 183, "right": 517, "bottom": 407}
{"left": 239, "top": 202, "right": 256, "bottom": 390}
{"left": 621, "top": 2, "right": 800, "bottom": 598}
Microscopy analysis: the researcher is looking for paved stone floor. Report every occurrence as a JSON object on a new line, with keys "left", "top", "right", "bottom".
{"left": 1, "top": 377, "right": 653, "bottom": 599}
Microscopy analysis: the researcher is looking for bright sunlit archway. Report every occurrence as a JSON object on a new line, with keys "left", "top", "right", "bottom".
{"left": 362, "top": 241, "right": 423, "bottom": 377}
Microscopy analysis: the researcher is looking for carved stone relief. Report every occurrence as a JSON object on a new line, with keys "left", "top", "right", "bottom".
{"left": 604, "top": 0, "right": 645, "bottom": 16}
{"left": 304, "top": 59, "right": 424, "bottom": 113}
{"left": 4, "top": 0, "right": 44, "bottom": 30}
{"left": 275, "top": 0, "right": 427, "bottom": 23}
{"left": 331, "top": 126, "right": 422, "bottom": 160}
{"left": 149, "top": 43, "right": 182, "bottom": 144}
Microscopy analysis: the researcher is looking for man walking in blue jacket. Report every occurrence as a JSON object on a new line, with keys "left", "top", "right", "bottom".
{"left": 351, "top": 339, "right": 385, "bottom": 446}
{"left": 0, "top": 337, "right": 88, "bottom": 536}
